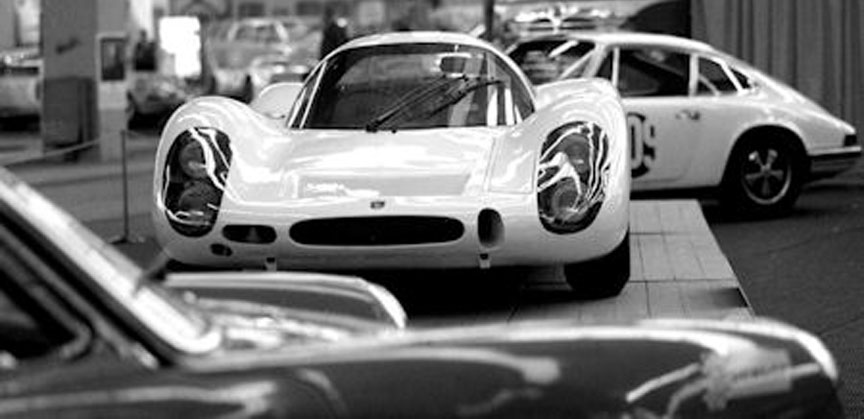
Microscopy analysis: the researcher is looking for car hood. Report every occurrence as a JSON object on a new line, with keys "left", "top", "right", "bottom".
{"left": 191, "top": 317, "right": 839, "bottom": 418}
{"left": 227, "top": 127, "right": 507, "bottom": 203}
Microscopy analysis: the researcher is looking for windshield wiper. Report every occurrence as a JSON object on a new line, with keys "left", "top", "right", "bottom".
{"left": 365, "top": 75, "right": 455, "bottom": 133}
{"left": 366, "top": 76, "right": 503, "bottom": 132}
{"left": 418, "top": 76, "right": 504, "bottom": 122}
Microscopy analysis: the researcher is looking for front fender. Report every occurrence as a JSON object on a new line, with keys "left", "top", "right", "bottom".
{"left": 153, "top": 97, "right": 285, "bottom": 251}
{"left": 488, "top": 78, "right": 629, "bottom": 198}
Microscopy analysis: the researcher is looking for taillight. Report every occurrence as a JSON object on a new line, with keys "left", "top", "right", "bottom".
{"left": 537, "top": 121, "right": 609, "bottom": 234}
{"left": 163, "top": 127, "right": 232, "bottom": 237}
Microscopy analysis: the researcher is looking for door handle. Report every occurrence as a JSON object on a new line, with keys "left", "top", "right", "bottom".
{"left": 675, "top": 109, "right": 701, "bottom": 121}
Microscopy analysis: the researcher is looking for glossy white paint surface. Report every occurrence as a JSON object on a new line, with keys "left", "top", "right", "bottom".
{"left": 153, "top": 34, "right": 628, "bottom": 272}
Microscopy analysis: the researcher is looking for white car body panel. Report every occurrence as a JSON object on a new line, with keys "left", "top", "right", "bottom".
{"left": 154, "top": 33, "right": 629, "bottom": 273}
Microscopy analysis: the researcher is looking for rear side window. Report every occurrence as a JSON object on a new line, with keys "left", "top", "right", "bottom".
{"left": 731, "top": 67, "right": 753, "bottom": 90}
{"left": 697, "top": 57, "right": 737, "bottom": 95}
{"left": 616, "top": 47, "right": 690, "bottom": 97}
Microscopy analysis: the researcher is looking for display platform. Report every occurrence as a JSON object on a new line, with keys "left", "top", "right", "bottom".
{"left": 412, "top": 200, "right": 751, "bottom": 327}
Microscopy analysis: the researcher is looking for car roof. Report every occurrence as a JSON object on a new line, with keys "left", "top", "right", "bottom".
{"left": 339, "top": 31, "right": 495, "bottom": 52}
{"left": 522, "top": 31, "right": 716, "bottom": 54}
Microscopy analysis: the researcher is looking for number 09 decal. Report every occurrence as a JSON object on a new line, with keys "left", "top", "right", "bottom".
{"left": 628, "top": 113, "right": 657, "bottom": 178}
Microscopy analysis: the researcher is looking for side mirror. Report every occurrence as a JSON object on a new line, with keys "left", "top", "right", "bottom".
{"left": 249, "top": 81, "right": 304, "bottom": 120}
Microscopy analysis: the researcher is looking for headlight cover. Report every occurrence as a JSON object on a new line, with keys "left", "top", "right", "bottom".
{"left": 163, "top": 127, "right": 232, "bottom": 237}
{"left": 537, "top": 121, "right": 610, "bottom": 234}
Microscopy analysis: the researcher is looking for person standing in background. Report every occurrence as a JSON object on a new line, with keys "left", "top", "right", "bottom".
{"left": 319, "top": 4, "right": 349, "bottom": 59}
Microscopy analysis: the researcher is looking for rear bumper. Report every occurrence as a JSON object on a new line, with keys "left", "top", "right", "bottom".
{"left": 809, "top": 145, "right": 862, "bottom": 179}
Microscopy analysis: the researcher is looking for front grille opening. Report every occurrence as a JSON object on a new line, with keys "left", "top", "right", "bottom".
{"left": 223, "top": 225, "right": 277, "bottom": 244}
{"left": 844, "top": 134, "right": 859, "bottom": 147}
{"left": 478, "top": 208, "right": 504, "bottom": 248}
{"left": 290, "top": 216, "right": 465, "bottom": 246}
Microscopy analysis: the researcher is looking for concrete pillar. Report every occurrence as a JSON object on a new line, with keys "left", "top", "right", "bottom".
{"left": 41, "top": 0, "right": 128, "bottom": 161}
{"left": 0, "top": 1, "right": 16, "bottom": 50}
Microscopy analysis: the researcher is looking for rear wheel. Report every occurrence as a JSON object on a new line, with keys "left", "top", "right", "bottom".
{"left": 721, "top": 136, "right": 804, "bottom": 217}
{"left": 563, "top": 231, "right": 630, "bottom": 299}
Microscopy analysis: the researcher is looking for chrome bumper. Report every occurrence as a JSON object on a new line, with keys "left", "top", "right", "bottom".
{"left": 809, "top": 145, "right": 862, "bottom": 179}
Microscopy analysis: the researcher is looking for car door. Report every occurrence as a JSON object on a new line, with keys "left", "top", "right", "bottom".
{"left": 595, "top": 45, "right": 700, "bottom": 188}
{"left": 685, "top": 54, "right": 761, "bottom": 186}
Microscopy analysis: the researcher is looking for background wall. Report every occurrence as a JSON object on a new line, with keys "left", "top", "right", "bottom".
{"left": 691, "top": 0, "right": 864, "bottom": 132}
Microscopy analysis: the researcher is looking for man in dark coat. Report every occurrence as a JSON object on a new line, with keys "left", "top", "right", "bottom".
{"left": 319, "top": 5, "right": 349, "bottom": 59}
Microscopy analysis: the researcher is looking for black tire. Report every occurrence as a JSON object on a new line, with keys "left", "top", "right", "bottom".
{"left": 564, "top": 231, "right": 630, "bottom": 299}
{"left": 720, "top": 136, "right": 804, "bottom": 218}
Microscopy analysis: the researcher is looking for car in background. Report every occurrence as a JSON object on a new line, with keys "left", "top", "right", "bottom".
{"left": 0, "top": 48, "right": 188, "bottom": 125}
{"left": 0, "top": 48, "right": 40, "bottom": 119}
{"left": 154, "top": 32, "right": 632, "bottom": 298}
{"left": 204, "top": 17, "right": 319, "bottom": 101}
{"left": 245, "top": 32, "right": 321, "bottom": 98}
{"left": 0, "top": 163, "right": 844, "bottom": 417}
{"left": 127, "top": 72, "right": 190, "bottom": 125}
{"left": 509, "top": 32, "right": 861, "bottom": 216}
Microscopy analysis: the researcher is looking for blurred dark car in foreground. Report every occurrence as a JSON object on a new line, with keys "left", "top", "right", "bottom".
{"left": 0, "top": 165, "right": 843, "bottom": 417}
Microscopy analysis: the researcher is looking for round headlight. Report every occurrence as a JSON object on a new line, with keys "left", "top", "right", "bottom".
{"left": 537, "top": 121, "right": 609, "bottom": 234}
{"left": 565, "top": 141, "right": 591, "bottom": 177}
{"left": 169, "top": 181, "right": 220, "bottom": 236}
{"left": 163, "top": 127, "right": 233, "bottom": 237}
{"left": 178, "top": 139, "right": 208, "bottom": 179}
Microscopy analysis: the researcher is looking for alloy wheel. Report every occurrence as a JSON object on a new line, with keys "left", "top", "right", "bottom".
{"left": 741, "top": 147, "right": 792, "bottom": 205}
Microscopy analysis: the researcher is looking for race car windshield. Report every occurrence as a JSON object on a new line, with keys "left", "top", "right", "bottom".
{"left": 300, "top": 43, "right": 532, "bottom": 129}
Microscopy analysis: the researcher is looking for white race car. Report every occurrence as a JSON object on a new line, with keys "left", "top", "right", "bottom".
{"left": 509, "top": 32, "right": 861, "bottom": 216}
{"left": 153, "top": 32, "right": 630, "bottom": 298}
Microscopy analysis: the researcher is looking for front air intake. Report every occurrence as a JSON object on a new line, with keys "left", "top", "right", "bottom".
{"left": 290, "top": 216, "right": 464, "bottom": 246}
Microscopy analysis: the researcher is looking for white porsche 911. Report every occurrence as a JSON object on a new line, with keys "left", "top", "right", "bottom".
{"left": 510, "top": 32, "right": 861, "bottom": 216}
{"left": 153, "top": 32, "right": 630, "bottom": 298}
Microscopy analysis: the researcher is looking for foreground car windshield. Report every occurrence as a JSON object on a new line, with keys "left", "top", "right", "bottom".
{"left": 0, "top": 171, "right": 214, "bottom": 354}
{"left": 301, "top": 43, "right": 532, "bottom": 129}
